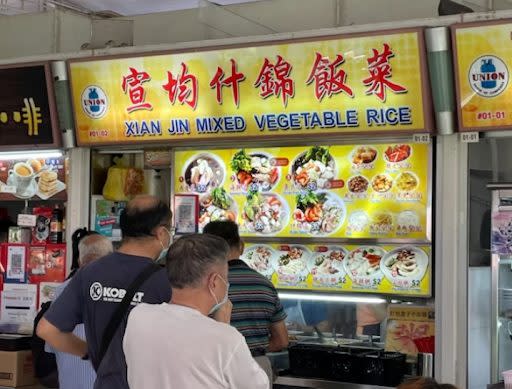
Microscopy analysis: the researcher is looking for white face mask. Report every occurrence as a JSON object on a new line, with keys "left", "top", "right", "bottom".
{"left": 208, "top": 275, "right": 230, "bottom": 315}
{"left": 156, "top": 227, "right": 173, "bottom": 263}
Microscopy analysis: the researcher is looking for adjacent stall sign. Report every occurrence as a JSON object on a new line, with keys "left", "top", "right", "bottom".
{"left": 70, "top": 28, "right": 432, "bottom": 146}
{"left": 454, "top": 20, "right": 512, "bottom": 131}
{"left": 0, "top": 63, "right": 60, "bottom": 149}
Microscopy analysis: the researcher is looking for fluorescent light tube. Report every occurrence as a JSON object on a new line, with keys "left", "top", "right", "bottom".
{"left": 278, "top": 292, "right": 387, "bottom": 304}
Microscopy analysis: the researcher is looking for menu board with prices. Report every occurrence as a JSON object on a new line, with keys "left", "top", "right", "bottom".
{"left": 174, "top": 143, "right": 430, "bottom": 240}
{"left": 241, "top": 243, "right": 431, "bottom": 297}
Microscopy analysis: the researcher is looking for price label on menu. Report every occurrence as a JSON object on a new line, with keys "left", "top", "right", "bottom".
{"left": 460, "top": 131, "right": 479, "bottom": 143}
{"left": 412, "top": 133, "right": 430, "bottom": 144}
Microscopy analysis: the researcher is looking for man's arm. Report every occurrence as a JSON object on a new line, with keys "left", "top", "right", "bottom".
{"left": 37, "top": 318, "right": 88, "bottom": 357}
{"left": 268, "top": 320, "right": 289, "bottom": 352}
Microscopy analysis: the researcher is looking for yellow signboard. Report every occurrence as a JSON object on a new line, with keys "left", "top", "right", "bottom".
{"left": 69, "top": 29, "right": 431, "bottom": 146}
{"left": 174, "top": 143, "right": 430, "bottom": 241}
{"left": 242, "top": 243, "right": 431, "bottom": 297}
{"left": 454, "top": 20, "right": 512, "bottom": 131}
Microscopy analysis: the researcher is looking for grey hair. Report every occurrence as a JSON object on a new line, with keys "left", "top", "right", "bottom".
{"left": 78, "top": 235, "right": 114, "bottom": 266}
{"left": 166, "top": 234, "right": 229, "bottom": 288}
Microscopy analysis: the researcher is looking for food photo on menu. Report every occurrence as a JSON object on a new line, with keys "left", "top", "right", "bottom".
{"left": 183, "top": 153, "right": 224, "bottom": 193}
{"left": 275, "top": 245, "right": 310, "bottom": 286}
{"left": 239, "top": 242, "right": 431, "bottom": 295}
{"left": 351, "top": 146, "right": 378, "bottom": 165}
{"left": 291, "top": 190, "right": 345, "bottom": 236}
{"left": 174, "top": 142, "right": 429, "bottom": 241}
{"left": 240, "top": 244, "right": 276, "bottom": 279}
{"left": 309, "top": 246, "right": 348, "bottom": 287}
{"left": 230, "top": 149, "right": 279, "bottom": 192}
{"left": 291, "top": 146, "right": 335, "bottom": 190}
{"left": 241, "top": 190, "right": 288, "bottom": 234}
{"left": 0, "top": 157, "right": 67, "bottom": 200}
{"left": 198, "top": 188, "right": 237, "bottom": 231}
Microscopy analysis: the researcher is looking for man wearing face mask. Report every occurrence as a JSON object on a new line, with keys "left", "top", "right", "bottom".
{"left": 123, "top": 234, "right": 269, "bottom": 389}
{"left": 203, "top": 221, "right": 288, "bottom": 388}
{"left": 37, "top": 195, "right": 172, "bottom": 389}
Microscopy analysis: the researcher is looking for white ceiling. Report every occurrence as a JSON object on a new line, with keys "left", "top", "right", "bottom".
{"left": 1, "top": 0, "right": 512, "bottom": 17}
{"left": 0, "top": 0, "right": 265, "bottom": 16}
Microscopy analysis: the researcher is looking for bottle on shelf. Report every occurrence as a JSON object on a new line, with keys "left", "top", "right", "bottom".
{"left": 49, "top": 204, "right": 63, "bottom": 244}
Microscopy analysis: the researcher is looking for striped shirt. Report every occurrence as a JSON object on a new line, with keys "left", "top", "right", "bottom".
{"left": 45, "top": 279, "right": 96, "bottom": 389}
{"left": 228, "top": 259, "right": 287, "bottom": 351}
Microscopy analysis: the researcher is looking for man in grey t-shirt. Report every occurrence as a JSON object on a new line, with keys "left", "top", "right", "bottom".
{"left": 37, "top": 195, "right": 173, "bottom": 389}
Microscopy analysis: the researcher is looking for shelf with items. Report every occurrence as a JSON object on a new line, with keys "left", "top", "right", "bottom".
{"left": 0, "top": 154, "right": 68, "bottom": 335}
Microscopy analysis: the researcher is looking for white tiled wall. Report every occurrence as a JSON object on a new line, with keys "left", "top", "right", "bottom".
{"left": 468, "top": 267, "right": 491, "bottom": 389}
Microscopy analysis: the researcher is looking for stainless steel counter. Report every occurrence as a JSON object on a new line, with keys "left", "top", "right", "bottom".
{"left": 274, "top": 376, "right": 393, "bottom": 389}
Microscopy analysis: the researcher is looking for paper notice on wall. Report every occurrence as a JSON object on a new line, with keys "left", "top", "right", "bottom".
{"left": 39, "top": 282, "right": 62, "bottom": 305}
{"left": 0, "top": 290, "right": 37, "bottom": 324}
{"left": 5, "top": 246, "right": 26, "bottom": 282}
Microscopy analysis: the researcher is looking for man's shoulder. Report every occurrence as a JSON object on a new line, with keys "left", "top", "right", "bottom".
{"left": 209, "top": 317, "right": 246, "bottom": 342}
{"left": 129, "top": 302, "right": 163, "bottom": 318}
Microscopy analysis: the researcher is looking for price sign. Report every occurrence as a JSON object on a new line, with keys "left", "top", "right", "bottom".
{"left": 460, "top": 131, "right": 479, "bottom": 143}
{"left": 1, "top": 185, "right": 16, "bottom": 194}
{"left": 413, "top": 133, "right": 430, "bottom": 143}
{"left": 17, "top": 214, "right": 36, "bottom": 227}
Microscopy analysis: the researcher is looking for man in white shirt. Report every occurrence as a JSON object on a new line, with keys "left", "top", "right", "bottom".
{"left": 123, "top": 234, "right": 269, "bottom": 389}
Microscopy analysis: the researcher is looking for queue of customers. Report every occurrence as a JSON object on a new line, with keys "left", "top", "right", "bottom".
{"left": 35, "top": 195, "right": 456, "bottom": 389}
{"left": 37, "top": 195, "right": 287, "bottom": 389}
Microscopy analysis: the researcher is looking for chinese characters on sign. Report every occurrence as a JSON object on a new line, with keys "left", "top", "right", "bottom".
{"left": 70, "top": 29, "right": 430, "bottom": 145}
{"left": 0, "top": 98, "right": 42, "bottom": 137}
{"left": 363, "top": 43, "right": 407, "bottom": 102}
{"left": 122, "top": 45, "right": 406, "bottom": 110}
{"left": 306, "top": 53, "right": 354, "bottom": 101}
{"left": 122, "top": 67, "right": 153, "bottom": 113}
{"left": 162, "top": 63, "right": 198, "bottom": 109}
{"left": 0, "top": 64, "right": 57, "bottom": 148}
{"left": 254, "top": 55, "right": 294, "bottom": 106}
{"left": 210, "top": 59, "right": 245, "bottom": 107}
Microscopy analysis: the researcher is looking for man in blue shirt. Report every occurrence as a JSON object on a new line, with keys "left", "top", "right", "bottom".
{"left": 37, "top": 195, "right": 173, "bottom": 389}
{"left": 46, "top": 233, "right": 113, "bottom": 389}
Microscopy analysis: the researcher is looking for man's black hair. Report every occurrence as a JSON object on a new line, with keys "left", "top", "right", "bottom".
{"left": 203, "top": 220, "right": 241, "bottom": 249}
{"left": 69, "top": 227, "right": 99, "bottom": 278}
{"left": 120, "top": 200, "right": 172, "bottom": 238}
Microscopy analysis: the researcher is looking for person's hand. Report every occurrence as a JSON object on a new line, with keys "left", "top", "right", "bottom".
{"left": 212, "top": 299, "right": 232, "bottom": 324}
